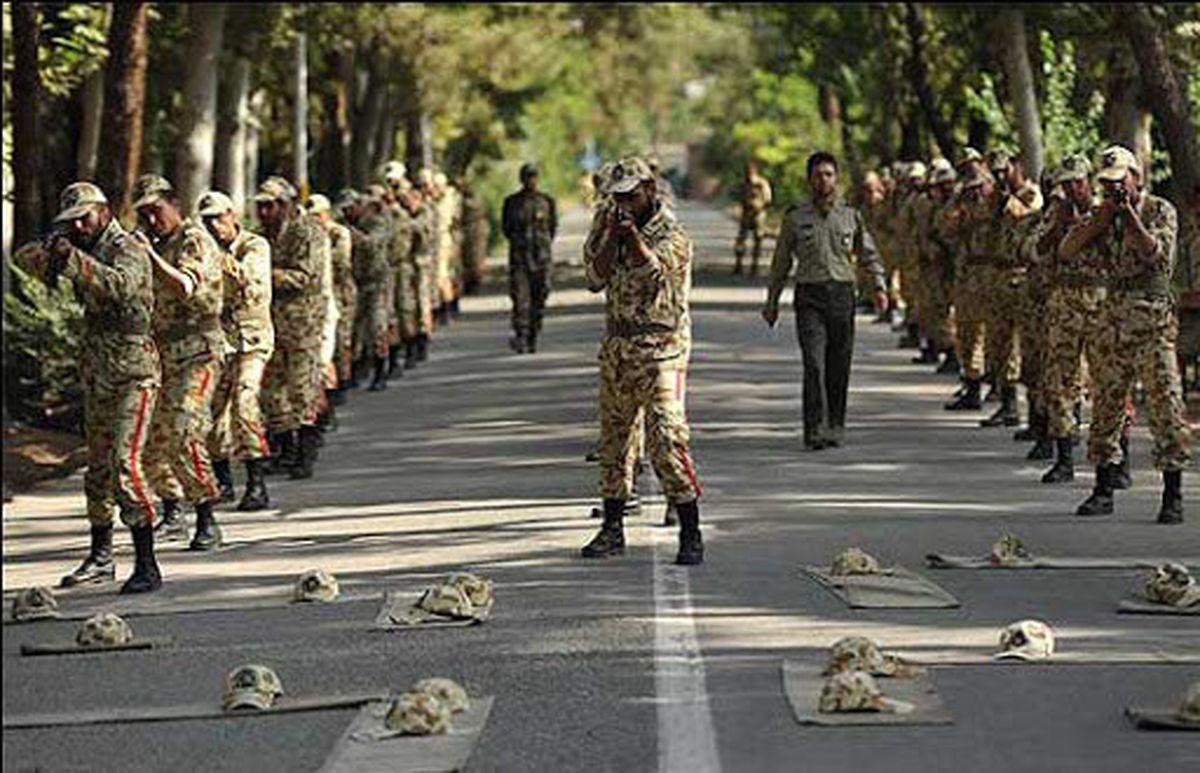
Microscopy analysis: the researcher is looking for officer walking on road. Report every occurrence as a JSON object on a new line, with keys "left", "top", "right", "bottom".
{"left": 762, "top": 151, "right": 888, "bottom": 450}
{"left": 502, "top": 162, "right": 557, "bottom": 354}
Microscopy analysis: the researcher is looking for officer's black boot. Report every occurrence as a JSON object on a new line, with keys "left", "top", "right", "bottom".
{"left": 290, "top": 426, "right": 320, "bottom": 480}
{"left": 945, "top": 379, "right": 983, "bottom": 411}
{"left": 527, "top": 330, "right": 538, "bottom": 354}
{"left": 581, "top": 499, "right": 626, "bottom": 558}
{"left": 1042, "top": 438, "right": 1075, "bottom": 484}
{"left": 936, "top": 349, "right": 961, "bottom": 375}
{"left": 189, "top": 499, "right": 223, "bottom": 551}
{"left": 237, "top": 459, "right": 270, "bottom": 512}
{"left": 1076, "top": 465, "right": 1115, "bottom": 517}
{"left": 120, "top": 523, "right": 162, "bottom": 594}
{"left": 416, "top": 334, "right": 429, "bottom": 362}
{"left": 60, "top": 523, "right": 116, "bottom": 587}
{"left": 509, "top": 334, "right": 527, "bottom": 354}
{"left": 981, "top": 385, "right": 1019, "bottom": 427}
{"left": 154, "top": 498, "right": 189, "bottom": 541}
{"left": 1112, "top": 433, "right": 1132, "bottom": 490}
{"left": 675, "top": 500, "right": 704, "bottom": 566}
{"left": 1157, "top": 470, "right": 1183, "bottom": 525}
{"left": 368, "top": 356, "right": 389, "bottom": 391}
{"left": 213, "top": 458, "right": 236, "bottom": 503}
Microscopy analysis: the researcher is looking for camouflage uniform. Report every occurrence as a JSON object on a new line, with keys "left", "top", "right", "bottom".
{"left": 434, "top": 183, "right": 461, "bottom": 308}
{"left": 210, "top": 227, "right": 274, "bottom": 462}
{"left": 388, "top": 201, "right": 414, "bottom": 343}
{"left": 1088, "top": 193, "right": 1191, "bottom": 470}
{"left": 984, "top": 180, "right": 1043, "bottom": 389}
{"left": 951, "top": 198, "right": 992, "bottom": 382}
{"left": 262, "top": 211, "right": 329, "bottom": 432}
{"left": 328, "top": 219, "right": 356, "bottom": 384}
{"left": 144, "top": 219, "right": 225, "bottom": 506}
{"left": 59, "top": 219, "right": 160, "bottom": 528}
{"left": 350, "top": 209, "right": 392, "bottom": 359}
{"left": 922, "top": 195, "right": 959, "bottom": 353}
{"left": 734, "top": 172, "right": 773, "bottom": 273}
{"left": 502, "top": 185, "right": 558, "bottom": 345}
{"left": 411, "top": 198, "right": 438, "bottom": 338}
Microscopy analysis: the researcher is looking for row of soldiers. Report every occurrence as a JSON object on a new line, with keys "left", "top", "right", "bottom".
{"left": 15, "top": 161, "right": 485, "bottom": 595}
{"left": 862, "top": 143, "right": 1191, "bottom": 524}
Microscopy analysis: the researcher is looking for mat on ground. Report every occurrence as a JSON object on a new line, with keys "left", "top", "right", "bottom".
{"left": 800, "top": 565, "right": 959, "bottom": 609}
{"left": 924, "top": 555, "right": 1200, "bottom": 570}
{"left": 781, "top": 660, "right": 953, "bottom": 726}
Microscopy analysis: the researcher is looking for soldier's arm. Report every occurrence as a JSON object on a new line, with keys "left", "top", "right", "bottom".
{"left": 501, "top": 196, "right": 516, "bottom": 241}
{"left": 1058, "top": 210, "right": 1110, "bottom": 261}
{"left": 242, "top": 235, "right": 273, "bottom": 309}
{"left": 853, "top": 208, "right": 887, "bottom": 293}
{"left": 273, "top": 224, "right": 325, "bottom": 293}
{"left": 60, "top": 237, "right": 152, "bottom": 305}
{"left": 764, "top": 213, "right": 796, "bottom": 309}
{"left": 163, "top": 228, "right": 216, "bottom": 299}
{"left": 582, "top": 208, "right": 616, "bottom": 291}
{"left": 548, "top": 195, "right": 558, "bottom": 239}
{"left": 762, "top": 179, "right": 773, "bottom": 207}
{"left": 1127, "top": 199, "right": 1176, "bottom": 272}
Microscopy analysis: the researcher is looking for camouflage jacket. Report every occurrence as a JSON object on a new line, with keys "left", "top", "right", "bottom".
{"left": 742, "top": 174, "right": 773, "bottom": 214}
{"left": 1098, "top": 193, "right": 1178, "bottom": 299}
{"left": 412, "top": 202, "right": 436, "bottom": 269}
{"left": 60, "top": 218, "right": 159, "bottom": 389}
{"left": 153, "top": 218, "right": 225, "bottom": 364}
{"left": 584, "top": 201, "right": 692, "bottom": 360}
{"left": 349, "top": 213, "right": 391, "bottom": 286}
{"left": 267, "top": 211, "right": 328, "bottom": 349}
{"left": 219, "top": 227, "right": 274, "bottom": 356}
{"left": 328, "top": 221, "right": 356, "bottom": 315}
{"left": 502, "top": 188, "right": 557, "bottom": 268}
{"left": 387, "top": 204, "right": 414, "bottom": 271}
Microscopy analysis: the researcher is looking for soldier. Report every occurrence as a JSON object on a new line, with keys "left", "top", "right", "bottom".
{"left": 380, "top": 164, "right": 411, "bottom": 377}
{"left": 733, "top": 160, "right": 773, "bottom": 277}
{"left": 133, "top": 175, "right": 226, "bottom": 552}
{"left": 895, "top": 162, "right": 927, "bottom": 349}
{"left": 859, "top": 171, "right": 894, "bottom": 324}
{"left": 502, "top": 162, "right": 558, "bottom": 354}
{"left": 909, "top": 162, "right": 941, "bottom": 364}
{"left": 323, "top": 193, "right": 358, "bottom": 397}
{"left": 397, "top": 180, "right": 436, "bottom": 367}
{"left": 919, "top": 160, "right": 960, "bottom": 373}
{"left": 581, "top": 156, "right": 704, "bottom": 565}
{"left": 944, "top": 171, "right": 994, "bottom": 411}
{"left": 307, "top": 194, "right": 350, "bottom": 423}
{"left": 341, "top": 188, "right": 393, "bottom": 391}
{"left": 762, "top": 151, "right": 889, "bottom": 449}
{"left": 432, "top": 171, "right": 461, "bottom": 323}
{"left": 255, "top": 177, "right": 330, "bottom": 480}
{"left": 39, "top": 183, "right": 163, "bottom": 593}
{"left": 1065, "top": 145, "right": 1191, "bottom": 523}
{"left": 199, "top": 190, "right": 274, "bottom": 512}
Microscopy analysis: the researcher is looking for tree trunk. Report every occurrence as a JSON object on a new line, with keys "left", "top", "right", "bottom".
{"left": 995, "top": 9, "right": 1044, "bottom": 180}
{"left": 293, "top": 31, "right": 309, "bottom": 198}
{"left": 244, "top": 89, "right": 265, "bottom": 207}
{"left": 372, "top": 86, "right": 398, "bottom": 174}
{"left": 76, "top": 69, "right": 105, "bottom": 181}
{"left": 174, "top": 3, "right": 227, "bottom": 213}
{"left": 331, "top": 44, "right": 354, "bottom": 191}
{"left": 903, "top": 3, "right": 954, "bottom": 159}
{"left": 351, "top": 63, "right": 384, "bottom": 188}
{"left": 12, "top": 2, "right": 41, "bottom": 247}
{"left": 214, "top": 56, "right": 251, "bottom": 212}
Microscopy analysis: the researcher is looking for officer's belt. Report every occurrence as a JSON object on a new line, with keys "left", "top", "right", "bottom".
{"left": 606, "top": 320, "right": 673, "bottom": 338}
{"left": 1053, "top": 272, "right": 1105, "bottom": 288}
{"left": 1109, "top": 275, "right": 1172, "bottom": 296}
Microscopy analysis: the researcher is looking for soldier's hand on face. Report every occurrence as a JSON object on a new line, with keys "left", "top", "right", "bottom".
{"left": 761, "top": 304, "right": 779, "bottom": 328}
{"left": 1096, "top": 197, "right": 1118, "bottom": 225}
{"left": 873, "top": 290, "right": 889, "bottom": 314}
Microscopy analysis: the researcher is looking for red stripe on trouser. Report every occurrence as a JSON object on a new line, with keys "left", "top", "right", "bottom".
{"left": 128, "top": 388, "right": 156, "bottom": 524}
{"left": 190, "top": 367, "right": 218, "bottom": 500}
{"left": 674, "top": 446, "right": 702, "bottom": 498}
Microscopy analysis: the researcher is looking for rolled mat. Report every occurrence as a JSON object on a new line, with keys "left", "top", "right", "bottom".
{"left": 20, "top": 636, "right": 173, "bottom": 657}
{"left": 924, "top": 555, "right": 1200, "bottom": 570}
{"left": 1124, "top": 707, "right": 1200, "bottom": 732}
{"left": 1116, "top": 600, "right": 1200, "bottom": 616}
{"left": 3, "top": 590, "right": 382, "bottom": 625}
{"left": 781, "top": 660, "right": 953, "bottom": 726}
{"left": 800, "top": 566, "right": 959, "bottom": 609}
{"left": 372, "top": 592, "right": 486, "bottom": 631}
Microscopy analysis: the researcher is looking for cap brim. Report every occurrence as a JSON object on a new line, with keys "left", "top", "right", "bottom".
{"left": 1096, "top": 167, "right": 1128, "bottom": 182}
{"left": 53, "top": 205, "right": 95, "bottom": 223}
{"left": 605, "top": 178, "right": 643, "bottom": 196}
{"left": 198, "top": 205, "right": 228, "bottom": 217}
{"left": 132, "top": 194, "right": 165, "bottom": 211}
{"left": 223, "top": 692, "right": 274, "bottom": 711}
{"left": 252, "top": 192, "right": 280, "bottom": 203}
{"left": 879, "top": 697, "right": 916, "bottom": 714}
{"left": 993, "top": 649, "right": 1047, "bottom": 662}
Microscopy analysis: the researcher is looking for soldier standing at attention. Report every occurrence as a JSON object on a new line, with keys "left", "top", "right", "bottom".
{"left": 762, "top": 151, "right": 888, "bottom": 450}
{"left": 255, "top": 177, "right": 330, "bottom": 480}
{"left": 581, "top": 156, "right": 704, "bottom": 565}
{"left": 321, "top": 193, "right": 357, "bottom": 399}
{"left": 199, "top": 191, "right": 274, "bottom": 512}
{"left": 37, "top": 183, "right": 163, "bottom": 593}
{"left": 502, "top": 162, "right": 557, "bottom": 354}
{"left": 132, "top": 175, "right": 226, "bottom": 552}
{"left": 399, "top": 181, "right": 436, "bottom": 367}
{"left": 341, "top": 189, "right": 393, "bottom": 391}
{"left": 1065, "top": 145, "right": 1191, "bottom": 523}
{"left": 733, "top": 160, "right": 773, "bottom": 277}
{"left": 306, "top": 194, "right": 348, "bottom": 425}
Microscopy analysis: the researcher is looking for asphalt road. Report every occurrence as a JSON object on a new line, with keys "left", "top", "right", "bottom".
{"left": 3, "top": 199, "right": 1198, "bottom": 772}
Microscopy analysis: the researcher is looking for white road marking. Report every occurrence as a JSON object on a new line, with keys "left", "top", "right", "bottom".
{"left": 653, "top": 529, "right": 721, "bottom": 773}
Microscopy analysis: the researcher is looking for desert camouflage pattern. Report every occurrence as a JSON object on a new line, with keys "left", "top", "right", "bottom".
{"left": 11, "top": 586, "right": 59, "bottom": 622}
{"left": 818, "top": 670, "right": 913, "bottom": 714}
{"left": 350, "top": 211, "right": 393, "bottom": 358}
{"left": 76, "top": 612, "right": 133, "bottom": 648}
{"left": 995, "top": 619, "right": 1055, "bottom": 661}
{"left": 412, "top": 678, "right": 470, "bottom": 714}
{"left": 222, "top": 664, "right": 284, "bottom": 711}
{"left": 503, "top": 186, "right": 557, "bottom": 340}
{"left": 385, "top": 691, "right": 451, "bottom": 735}
{"left": 414, "top": 583, "right": 477, "bottom": 620}
{"left": 1144, "top": 563, "right": 1200, "bottom": 608}
{"left": 735, "top": 172, "right": 772, "bottom": 267}
{"left": 830, "top": 547, "right": 883, "bottom": 576}
{"left": 328, "top": 220, "right": 357, "bottom": 382}
{"left": 950, "top": 198, "right": 993, "bottom": 380}
{"left": 84, "top": 385, "right": 158, "bottom": 526}
{"left": 293, "top": 569, "right": 340, "bottom": 603}
{"left": 823, "top": 636, "right": 916, "bottom": 678}
{"left": 434, "top": 182, "right": 462, "bottom": 306}
{"left": 989, "top": 533, "right": 1033, "bottom": 566}
{"left": 446, "top": 572, "right": 494, "bottom": 615}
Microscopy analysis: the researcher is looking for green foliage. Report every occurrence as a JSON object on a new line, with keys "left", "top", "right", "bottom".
{"left": 963, "top": 73, "right": 1016, "bottom": 151}
{"left": 1038, "top": 30, "right": 1104, "bottom": 167}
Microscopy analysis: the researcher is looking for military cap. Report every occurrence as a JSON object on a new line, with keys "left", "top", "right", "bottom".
{"left": 905, "top": 161, "right": 927, "bottom": 180}
{"left": 364, "top": 183, "right": 388, "bottom": 204}
{"left": 987, "top": 148, "right": 1014, "bottom": 172}
{"left": 929, "top": 158, "right": 956, "bottom": 185}
{"left": 1144, "top": 562, "right": 1200, "bottom": 608}
{"left": 76, "top": 612, "right": 133, "bottom": 648}
{"left": 293, "top": 568, "right": 339, "bottom": 602}
{"left": 433, "top": 171, "right": 449, "bottom": 189}
{"left": 412, "top": 678, "right": 470, "bottom": 714}
{"left": 253, "top": 178, "right": 291, "bottom": 203}
{"left": 862, "top": 170, "right": 882, "bottom": 187}
{"left": 605, "top": 156, "right": 655, "bottom": 195}
{"left": 380, "top": 160, "right": 407, "bottom": 184}
{"left": 132, "top": 174, "right": 174, "bottom": 211}
{"left": 305, "top": 194, "right": 332, "bottom": 217}
{"left": 414, "top": 583, "right": 475, "bottom": 619}
{"left": 1056, "top": 154, "right": 1092, "bottom": 184}
{"left": 417, "top": 168, "right": 434, "bottom": 187}
{"left": 994, "top": 619, "right": 1055, "bottom": 661}
{"left": 519, "top": 162, "right": 539, "bottom": 181}
{"left": 1096, "top": 144, "right": 1140, "bottom": 182}
{"left": 274, "top": 176, "right": 299, "bottom": 201}
{"left": 446, "top": 572, "right": 494, "bottom": 615}
{"left": 889, "top": 161, "right": 907, "bottom": 179}
{"left": 830, "top": 547, "right": 883, "bottom": 576}
{"left": 53, "top": 182, "right": 109, "bottom": 223}
{"left": 989, "top": 533, "right": 1033, "bottom": 566}
{"left": 385, "top": 691, "right": 451, "bottom": 735}
{"left": 335, "top": 188, "right": 361, "bottom": 210}
{"left": 196, "top": 190, "right": 236, "bottom": 218}
{"left": 222, "top": 664, "right": 284, "bottom": 711}
{"left": 823, "top": 636, "right": 915, "bottom": 678}
{"left": 11, "top": 586, "right": 59, "bottom": 622}
{"left": 818, "top": 670, "right": 914, "bottom": 714}
{"left": 955, "top": 146, "right": 983, "bottom": 168}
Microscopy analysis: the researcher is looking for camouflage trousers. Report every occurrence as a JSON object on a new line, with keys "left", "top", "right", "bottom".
{"left": 510, "top": 265, "right": 550, "bottom": 338}
{"left": 84, "top": 382, "right": 158, "bottom": 528}
{"left": 734, "top": 209, "right": 767, "bottom": 266}
{"left": 399, "top": 259, "right": 436, "bottom": 339}
{"left": 1043, "top": 284, "right": 1106, "bottom": 439}
{"left": 210, "top": 351, "right": 271, "bottom": 462}
{"left": 917, "top": 255, "right": 955, "bottom": 350}
{"left": 146, "top": 356, "right": 221, "bottom": 505}
{"left": 1019, "top": 280, "right": 1050, "bottom": 410}
{"left": 1087, "top": 293, "right": 1192, "bottom": 471}
{"left": 597, "top": 339, "right": 702, "bottom": 503}
{"left": 354, "top": 282, "right": 390, "bottom": 359}
{"left": 336, "top": 295, "right": 356, "bottom": 384}
{"left": 437, "top": 246, "right": 457, "bottom": 305}
{"left": 263, "top": 341, "right": 323, "bottom": 432}
{"left": 985, "top": 270, "right": 1023, "bottom": 386}
{"left": 898, "top": 247, "right": 920, "bottom": 324}
{"left": 952, "top": 266, "right": 989, "bottom": 381}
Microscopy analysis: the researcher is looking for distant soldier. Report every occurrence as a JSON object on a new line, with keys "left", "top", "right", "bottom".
{"left": 380, "top": 163, "right": 411, "bottom": 377}
{"left": 39, "top": 183, "right": 163, "bottom": 593}
{"left": 918, "top": 160, "right": 960, "bottom": 372}
{"left": 432, "top": 171, "right": 462, "bottom": 322}
{"left": 502, "top": 162, "right": 558, "bottom": 354}
{"left": 895, "top": 162, "right": 927, "bottom": 349}
{"left": 1065, "top": 145, "right": 1191, "bottom": 523}
{"left": 199, "top": 190, "right": 274, "bottom": 512}
{"left": 341, "top": 188, "right": 392, "bottom": 391}
{"left": 255, "top": 177, "right": 330, "bottom": 480}
{"left": 321, "top": 193, "right": 358, "bottom": 396}
{"left": 308, "top": 193, "right": 351, "bottom": 423}
{"left": 944, "top": 170, "right": 993, "bottom": 411}
{"left": 399, "top": 181, "right": 436, "bottom": 366}
{"left": 859, "top": 171, "right": 896, "bottom": 324}
{"left": 133, "top": 175, "right": 226, "bottom": 552}
{"left": 733, "top": 160, "right": 773, "bottom": 276}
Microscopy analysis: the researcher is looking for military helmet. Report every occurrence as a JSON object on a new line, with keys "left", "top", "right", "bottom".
{"left": 76, "top": 612, "right": 133, "bottom": 648}
{"left": 1056, "top": 154, "right": 1092, "bottom": 184}
{"left": 415, "top": 583, "right": 475, "bottom": 619}
{"left": 132, "top": 174, "right": 174, "bottom": 211}
{"left": 222, "top": 664, "right": 284, "bottom": 711}
{"left": 293, "top": 568, "right": 339, "bottom": 603}
{"left": 1177, "top": 682, "right": 1200, "bottom": 725}
{"left": 989, "top": 533, "right": 1033, "bottom": 566}
{"left": 818, "top": 670, "right": 914, "bottom": 714}
{"left": 823, "top": 636, "right": 912, "bottom": 678}
{"left": 830, "top": 547, "right": 883, "bottom": 576}
{"left": 54, "top": 182, "right": 109, "bottom": 223}
{"left": 1144, "top": 562, "right": 1200, "bottom": 608}
{"left": 605, "top": 156, "right": 655, "bottom": 196}
{"left": 995, "top": 619, "right": 1055, "bottom": 661}
{"left": 196, "top": 190, "right": 236, "bottom": 218}
{"left": 385, "top": 691, "right": 451, "bottom": 735}
{"left": 11, "top": 586, "right": 59, "bottom": 622}
{"left": 412, "top": 677, "right": 470, "bottom": 714}
{"left": 446, "top": 572, "right": 494, "bottom": 613}
{"left": 1096, "top": 144, "right": 1139, "bottom": 182}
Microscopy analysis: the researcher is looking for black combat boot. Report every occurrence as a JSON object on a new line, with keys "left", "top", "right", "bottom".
{"left": 368, "top": 356, "right": 389, "bottom": 391}
{"left": 1112, "top": 434, "right": 1132, "bottom": 490}
{"left": 404, "top": 340, "right": 419, "bottom": 369}
{"left": 60, "top": 523, "right": 116, "bottom": 587}
{"left": 936, "top": 350, "right": 961, "bottom": 375}
{"left": 416, "top": 334, "right": 429, "bottom": 362}
{"left": 350, "top": 357, "right": 371, "bottom": 389}
{"left": 1025, "top": 408, "right": 1054, "bottom": 459}
{"left": 279, "top": 430, "right": 301, "bottom": 474}
{"left": 1076, "top": 465, "right": 1114, "bottom": 517}
{"left": 387, "top": 347, "right": 402, "bottom": 379}
{"left": 1157, "top": 470, "right": 1183, "bottom": 525}
{"left": 213, "top": 458, "right": 236, "bottom": 503}
{"left": 581, "top": 499, "right": 626, "bottom": 558}
{"left": 527, "top": 330, "right": 538, "bottom": 354}
{"left": 237, "top": 459, "right": 270, "bottom": 511}
{"left": 120, "top": 523, "right": 162, "bottom": 594}
{"left": 509, "top": 335, "right": 528, "bottom": 354}
{"left": 944, "top": 379, "right": 983, "bottom": 411}
{"left": 981, "top": 386, "right": 1019, "bottom": 427}
{"left": 910, "top": 342, "right": 938, "bottom": 364}
{"left": 675, "top": 500, "right": 704, "bottom": 566}
{"left": 154, "top": 498, "right": 189, "bottom": 541}
{"left": 189, "top": 499, "right": 223, "bottom": 551}
{"left": 290, "top": 426, "right": 320, "bottom": 480}
{"left": 897, "top": 322, "right": 919, "bottom": 349}
{"left": 1041, "top": 438, "right": 1074, "bottom": 484}
{"left": 590, "top": 490, "right": 641, "bottom": 519}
